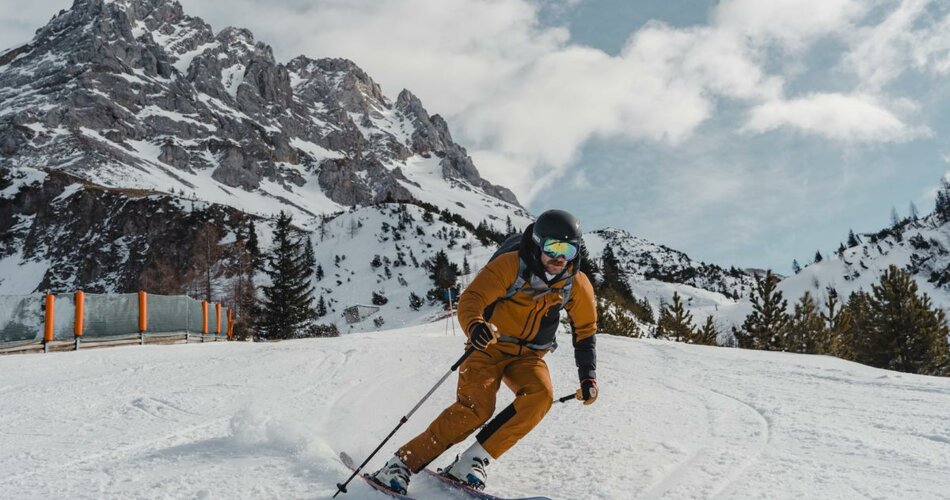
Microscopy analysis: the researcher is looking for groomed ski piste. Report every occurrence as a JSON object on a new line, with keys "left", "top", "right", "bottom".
{"left": 1, "top": 322, "right": 949, "bottom": 499}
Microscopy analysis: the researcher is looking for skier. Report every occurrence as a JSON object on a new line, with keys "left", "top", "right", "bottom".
{"left": 370, "top": 209, "right": 599, "bottom": 494}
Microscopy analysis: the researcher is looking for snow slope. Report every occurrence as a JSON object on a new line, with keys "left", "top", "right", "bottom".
{"left": 1, "top": 324, "right": 948, "bottom": 499}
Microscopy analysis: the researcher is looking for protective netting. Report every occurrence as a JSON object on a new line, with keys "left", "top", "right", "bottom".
{"left": 188, "top": 301, "right": 206, "bottom": 334}
{"left": 51, "top": 293, "right": 77, "bottom": 341}
{"left": 209, "top": 305, "right": 220, "bottom": 334}
{"left": 149, "top": 294, "right": 197, "bottom": 333}
{"left": 0, "top": 294, "right": 43, "bottom": 343}
{"left": 0, "top": 293, "right": 231, "bottom": 346}
{"left": 83, "top": 293, "right": 140, "bottom": 339}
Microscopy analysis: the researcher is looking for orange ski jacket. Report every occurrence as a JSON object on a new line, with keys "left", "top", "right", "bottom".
{"left": 457, "top": 251, "right": 597, "bottom": 357}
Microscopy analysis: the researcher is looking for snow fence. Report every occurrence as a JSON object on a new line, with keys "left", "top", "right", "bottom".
{"left": 0, "top": 291, "right": 234, "bottom": 353}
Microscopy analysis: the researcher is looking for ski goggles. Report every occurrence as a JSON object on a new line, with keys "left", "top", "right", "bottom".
{"left": 540, "top": 238, "right": 578, "bottom": 260}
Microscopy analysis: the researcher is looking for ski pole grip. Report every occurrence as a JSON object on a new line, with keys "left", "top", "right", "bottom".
{"left": 556, "top": 393, "right": 576, "bottom": 403}
{"left": 451, "top": 348, "right": 475, "bottom": 371}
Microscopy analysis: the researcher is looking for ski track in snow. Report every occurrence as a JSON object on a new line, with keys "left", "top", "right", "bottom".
{"left": 1, "top": 324, "right": 950, "bottom": 499}
{"left": 636, "top": 343, "right": 772, "bottom": 500}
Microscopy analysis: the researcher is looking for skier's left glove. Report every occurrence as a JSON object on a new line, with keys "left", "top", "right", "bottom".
{"left": 576, "top": 378, "right": 598, "bottom": 405}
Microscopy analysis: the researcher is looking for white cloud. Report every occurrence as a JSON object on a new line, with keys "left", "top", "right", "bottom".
{"left": 182, "top": 0, "right": 569, "bottom": 117}
{"left": 4, "top": 0, "right": 946, "bottom": 206}
{"left": 742, "top": 93, "right": 930, "bottom": 142}
{"left": 843, "top": 0, "right": 948, "bottom": 90}
{"left": 713, "top": 0, "right": 867, "bottom": 50}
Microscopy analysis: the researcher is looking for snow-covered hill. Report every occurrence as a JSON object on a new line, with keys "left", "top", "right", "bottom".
{"left": 303, "top": 203, "right": 498, "bottom": 333}
{"left": 584, "top": 228, "right": 757, "bottom": 323}
{"left": 1, "top": 326, "right": 948, "bottom": 499}
{"left": 718, "top": 213, "right": 950, "bottom": 327}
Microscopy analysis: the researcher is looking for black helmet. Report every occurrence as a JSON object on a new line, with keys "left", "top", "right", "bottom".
{"left": 532, "top": 209, "right": 581, "bottom": 244}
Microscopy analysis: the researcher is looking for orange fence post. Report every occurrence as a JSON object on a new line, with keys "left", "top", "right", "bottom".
{"left": 227, "top": 308, "right": 234, "bottom": 340}
{"left": 74, "top": 291, "right": 85, "bottom": 337}
{"left": 138, "top": 291, "right": 148, "bottom": 333}
{"left": 201, "top": 301, "right": 209, "bottom": 335}
{"left": 215, "top": 303, "right": 222, "bottom": 335}
{"left": 44, "top": 294, "right": 55, "bottom": 345}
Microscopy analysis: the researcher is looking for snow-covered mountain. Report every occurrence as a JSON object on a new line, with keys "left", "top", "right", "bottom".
{"left": 0, "top": 0, "right": 530, "bottom": 296}
{"left": 0, "top": 0, "right": 765, "bottom": 334}
{"left": 1, "top": 326, "right": 948, "bottom": 499}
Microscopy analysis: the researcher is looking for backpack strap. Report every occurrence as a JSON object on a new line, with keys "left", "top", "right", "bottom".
{"left": 499, "top": 258, "right": 574, "bottom": 306}
{"left": 499, "top": 258, "right": 530, "bottom": 301}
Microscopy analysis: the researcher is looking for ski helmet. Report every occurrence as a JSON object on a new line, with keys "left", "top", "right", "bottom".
{"left": 532, "top": 209, "right": 582, "bottom": 245}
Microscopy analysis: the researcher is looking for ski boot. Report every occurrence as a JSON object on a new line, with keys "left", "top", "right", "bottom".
{"left": 441, "top": 441, "right": 491, "bottom": 491}
{"left": 370, "top": 454, "right": 411, "bottom": 495}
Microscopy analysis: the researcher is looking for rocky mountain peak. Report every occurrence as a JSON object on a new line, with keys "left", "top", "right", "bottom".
{"left": 0, "top": 0, "right": 531, "bottom": 295}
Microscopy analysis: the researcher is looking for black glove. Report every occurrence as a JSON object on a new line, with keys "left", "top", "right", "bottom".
{"left": 576, "top": 378, "right": 598, "bottom": 405}
{"left": 468, "top": 322, "right": 497, "bottom": 351}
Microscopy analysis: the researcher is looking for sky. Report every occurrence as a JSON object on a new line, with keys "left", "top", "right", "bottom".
{"left": 2, "top": 0, "right": 949, "bottom": 272}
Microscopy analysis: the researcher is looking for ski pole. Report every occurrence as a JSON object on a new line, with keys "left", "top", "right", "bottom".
{"left": 334, "top": 347, "right": 476, "bottom": 497}
{"left": 555, "top": 393, "right": 577, "bottom": 403}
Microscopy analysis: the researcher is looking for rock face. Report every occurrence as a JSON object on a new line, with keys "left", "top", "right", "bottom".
{"left": 0, "top": 0, "right": 530, "bottom": 293}
{"left": 0, "top": 0, "right": 521, "bottom": 207}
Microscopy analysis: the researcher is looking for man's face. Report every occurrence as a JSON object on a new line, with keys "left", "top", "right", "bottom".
{"left": 540, "top": 251, "right": 567, "bottom": 275}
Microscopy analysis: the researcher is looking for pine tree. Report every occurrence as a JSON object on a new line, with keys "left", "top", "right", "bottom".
{"left": 732, "top": 271, "right": 789, "bottom": 350}
{"left": 786, "top": 291, "right": 826, "bottom": 354}
{"left": 505, "top": 215, "right": 514, "bottom": 235}
{"left": 463, "top": 255, "right": 471, "bottom": 275}
{"left": 693, "top": 316, "right": 719, "bottom": 346}
{"left": 863, "top": 265, "right": 950, "bottom": 375}
{"left": 596, "top": 300, "right": 641, "bottom": 338}
{"left": 909, "top": 201, "right": 919, "bottom": 221}
{"left": 247, "top": 221, "right": 262, "bottom": 270}
{"left": 426, "top": 250, "right": 460, "bottom": 295}
{"left": 813, "top": 251, "right": 823, "bottom": 264}
{"left": 656, "top": 292, "right": 695, "bottom": 342}
{"left": 822, "top": 289, "right": 851, "bottom": 358}
{"left": 409, "top": 292, "right": 423, "bottom": 311}
{"left": 838, "top": 291, "right": 871, "bottom": 362}
{"left": 792, "top": 259, "right": 801, "bottom": 274}
{"left": 258, "top": 212, "right": 316, "bottom": 340}
{"left": 601, "top": 245, "right": 624, "bottom": 287}
{"left": 577, "top": 239, "right": 600, "bottom": 278}
{"left": 936, "top": 177, "right": 950, "bottom": 222}
{"left": 304, "top": 237, "right": 316, "bottom": 279}
{"left": 847, "top": 229, "right": 860, "bottom": 248}
{"left": 315, "top": 264, "right": 324, "bottom": 281}
{"left": 316, "top": 296, "right": 327, "bottom": 317}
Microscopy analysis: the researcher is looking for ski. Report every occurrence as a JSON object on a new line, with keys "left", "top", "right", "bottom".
{"left": 423, "top": 468, "right": 551, "bottom": 500}
{"left": 339, "top": 451, "right": 415, "bottom": 500}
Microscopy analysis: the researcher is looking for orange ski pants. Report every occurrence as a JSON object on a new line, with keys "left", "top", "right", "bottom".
{"left": 397, "top": 347, "right": 554, "bottom": 472}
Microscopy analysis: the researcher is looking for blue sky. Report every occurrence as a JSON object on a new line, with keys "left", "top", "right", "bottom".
{"left": 3, "top": 0, "right": 949, "bottom": 272}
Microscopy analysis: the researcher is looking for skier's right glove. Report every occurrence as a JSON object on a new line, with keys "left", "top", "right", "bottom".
{"left": 576, "top": 378, "right": 598, "bottom": 405}
{"left": 468, "top": 322, "right": 498, "bottom": 351}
